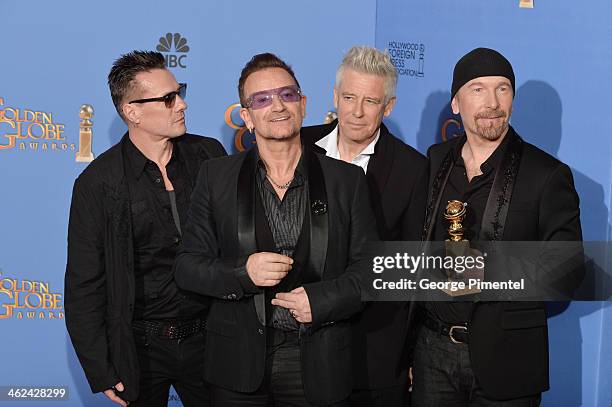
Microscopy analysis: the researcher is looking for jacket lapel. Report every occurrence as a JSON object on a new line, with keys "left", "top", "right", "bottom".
{"left": 305, "top": 148, "right": 329, "bottom": 280}
{"left": 366, "top": 123, "right": 394, "bottom": 199}
{"left": 236, "top": 149, "right": 267, "bottom": 325}
{"left": 422, "top": 142, "right": 456, "bottom": 241}
{"left": 479, "top": 129, "right": 523, "bottom": 241}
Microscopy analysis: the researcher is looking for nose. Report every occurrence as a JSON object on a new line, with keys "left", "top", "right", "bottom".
{"left": 270, "top": 94, "right": 286, "bottom": 111}
{"left": 484, "top": 90, "right": 499, "bottom": 110}
{"left": 175, "top": 95, "right": 187, "bottom": 111}
{"left": 352, "top": 99, "right": 364, "bottom": 118}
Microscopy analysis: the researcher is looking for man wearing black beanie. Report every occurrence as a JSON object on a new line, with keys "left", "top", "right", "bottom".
{"left": 411, "top": 48, "right": 583, "bottom": 406}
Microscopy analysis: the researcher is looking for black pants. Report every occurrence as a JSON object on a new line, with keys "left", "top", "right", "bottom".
{"left": 212, "top": 329, "right": 349, "bottom": 407}
{"left": 349, "top": 385, "right": 409, "bottom": 407}
{"left": 411, "top": 327, "right": 541, "bottom": 407}
{"left": 132, "top": 328, "right": 210, "bottom": 407}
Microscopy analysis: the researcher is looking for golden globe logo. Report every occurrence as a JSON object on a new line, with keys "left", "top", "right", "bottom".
{"left": 0, "top": 271, "right": 64, "bottom": 320}
{"left": 0, "top": 97, "right": 74, "bottom": 152}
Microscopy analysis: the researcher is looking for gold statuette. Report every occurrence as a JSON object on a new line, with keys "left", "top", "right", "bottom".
{"left": 444, "top": 200, "right": 467, "bottom": 242}
{"left": 443, "top": 200, "right": 483, "bottom": 296}
{"left": 76, "top": 104, "right": 95, "bottom": 163}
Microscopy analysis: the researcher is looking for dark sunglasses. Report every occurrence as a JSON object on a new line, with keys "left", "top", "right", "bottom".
{"left": 244, "top": 85, "right": 302, "bottom": 110}
{"left": 129, "top": 83, "right": 187, "bottom": 108}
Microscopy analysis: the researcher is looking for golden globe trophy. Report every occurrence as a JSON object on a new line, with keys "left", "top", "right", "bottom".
{"left": 442, "top": 200, "right": 483, "bottom": 296}
{"left": 76, "top": 104, "right": 95, "bottom": 163}
{"left": 324, "top": 111, "right": 337, "bottom": 124}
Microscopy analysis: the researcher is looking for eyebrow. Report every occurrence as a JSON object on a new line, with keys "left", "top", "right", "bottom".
{"left": 468, "top": 81, "right": 511, "bottom": 87}
{"left": 341, "top": 92, "right": 382, "bottom": 101}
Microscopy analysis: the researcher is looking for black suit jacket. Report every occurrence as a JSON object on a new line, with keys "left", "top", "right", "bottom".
{"left": 422, "top": 127, "right": 583, "bottom": 400}
{"left": 174, "top": 145, "right": 378, "bottom": 406}
{"left": 301, "top": 121, "right": 427, "bottom": 389}
{"left": 64, "top": 134, "right": 226, "bottom": 401}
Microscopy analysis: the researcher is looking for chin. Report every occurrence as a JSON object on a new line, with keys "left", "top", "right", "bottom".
{"left": 170, "top": 126, "right": 187, "bottom": 138}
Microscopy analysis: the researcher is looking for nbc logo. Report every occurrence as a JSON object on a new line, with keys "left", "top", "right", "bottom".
{"left": 156, "top": 33, "right": 189, "bottom": 68}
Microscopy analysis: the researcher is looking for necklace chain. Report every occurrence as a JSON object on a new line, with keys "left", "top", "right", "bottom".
{"left": 266, "top": 174, "right": 294, "bottom": 189}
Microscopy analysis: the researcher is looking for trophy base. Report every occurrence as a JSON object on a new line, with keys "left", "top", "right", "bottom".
{"left": 441, "top": 283, "right": 481, "bottom": 297}
{"left": 445, "top": 239, "right": 469, "bottom": 257}
{"left": 76, "top": 153, "right": 94, "bottom": 163}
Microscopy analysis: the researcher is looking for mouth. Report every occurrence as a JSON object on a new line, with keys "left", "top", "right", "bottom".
{"left": 269, "top": 116, "right": 290, "bottom": 122}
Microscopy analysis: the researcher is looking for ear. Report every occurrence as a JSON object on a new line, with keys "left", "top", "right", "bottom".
{"left": 300, "top": 95, "right": 307, "bottom": 119}
{"left": 383, "top": 97, "right": 396, "bottom": 117}
{"left": 451, "top": 96, "right": 460, "bottom": 115}
{"left": 333, "top": 87, "right": 339, "bottom": 110}
{"left": 122, "top": 103, "right": 140, "bottom": 125}
{"left": 239, "top": 107, "right": 253, "bottom": 132}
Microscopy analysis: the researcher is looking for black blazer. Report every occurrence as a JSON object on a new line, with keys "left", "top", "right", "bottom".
{"left": 174, "top": 145, "right": 378, "bottom": 406}
{"left": 64, "top": 134, "right": 226, "bottom": 401}
{"left": 301, "top": 121, "right": 428, "bottom": 389}
{"left": 422, "top": 127, "right": 583, "bottom": 400}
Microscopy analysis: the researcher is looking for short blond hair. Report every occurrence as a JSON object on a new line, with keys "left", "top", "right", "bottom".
{"left": 336, "top": 46, "right": 398, "bottom": 102}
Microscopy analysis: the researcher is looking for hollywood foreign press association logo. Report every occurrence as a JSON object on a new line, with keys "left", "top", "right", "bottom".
{"left": 156, "top": 33, "right": 190, "bottom": 69}
{"left": 387, "top": 40, "right": 425, "bottom": 78}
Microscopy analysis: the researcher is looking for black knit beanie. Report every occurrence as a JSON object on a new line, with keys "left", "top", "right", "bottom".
{"left": 451, "top": 47, "right": 515, "bottom": 100}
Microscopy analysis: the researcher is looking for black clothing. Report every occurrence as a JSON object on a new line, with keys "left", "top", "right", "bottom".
{"left": 302, "top": 121, "right": 427, "bottom": 395}
{"left": 174, "top": 145, "right": 378, "bottom": 406}
{"left": 65, "top": 133, "right": 226, "bottom": 401}
{"left": 212, "top": 329, "right": 349, "bottom": 407}
{"left": 427, "top": 133, "right": 508, "bottom": 324}
{"left": 124, "top": 137, "right": 207, "bottom": 321}
{"left": 131, "top": 329, "right": 209, "bottom": 407}
{"left": 419, "top": 127, "right": 583, "bottom": 401}
{"left": 411, "top": 326, "right": 541, "bottom": 406}
{"left": 255, "top": 155, "right": 307, "bottom": 332}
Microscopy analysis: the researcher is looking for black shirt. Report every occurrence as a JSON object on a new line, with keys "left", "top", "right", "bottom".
{"left": 255, "top": 151, "right": 307, "bottom": 331}
{"left": 124, "top": 137, "right": 209, "bottom": 321}
{"left": 427, "top": 134, "right": 509, "bottom": 324}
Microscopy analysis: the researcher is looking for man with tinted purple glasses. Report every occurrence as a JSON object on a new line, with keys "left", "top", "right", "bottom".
{"left": 65, "top": 50, "right": 226, "bottom": 406}
{"left": 175, "top": 53, "right": 378, "bottom": 406}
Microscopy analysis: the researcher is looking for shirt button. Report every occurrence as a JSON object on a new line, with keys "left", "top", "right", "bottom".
{"left": 228, "top": 293, "right": 237, "bottom": 300}
{"left": 258, "top": 328, "right": 264, "bottom": 335}
{"left": 155, "top": 178, "right": 162, "bottom": 183}
{"left": 173, "top": 237, "right": 180, "bottom": 244}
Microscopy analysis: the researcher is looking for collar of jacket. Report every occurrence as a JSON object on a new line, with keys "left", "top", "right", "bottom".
{"left": 422, "top": 126, "right": 524, "bottom": 242}
{"left": 302, "top": 119, "right": 395, "bottom": 210}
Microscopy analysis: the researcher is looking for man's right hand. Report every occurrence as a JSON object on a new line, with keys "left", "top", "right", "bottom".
{"left": 103, "top": 382, "right": 128, "bottom": 406}
{"left": 246, "top": 252, "right": 293, "bottom": 286}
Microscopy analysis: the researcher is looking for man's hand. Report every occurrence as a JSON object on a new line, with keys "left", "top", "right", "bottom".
{"left": 409, "top": 367, "right": 413, "bottom": 392}
{"left": 103, "top": 382, "right": 128, "bottom": 406}
{"left": 246, "top": 252, "right": 293, "bottom": 287}
{"left": 271, "top": 287, "right": 312, "bottom": 323}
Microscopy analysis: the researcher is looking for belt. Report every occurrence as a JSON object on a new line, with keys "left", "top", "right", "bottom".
{"left": 423, "top": 315, "right": 469, "bottom": 344}
{"left": 132, "top": 318, "right": 204, "bottom": 340}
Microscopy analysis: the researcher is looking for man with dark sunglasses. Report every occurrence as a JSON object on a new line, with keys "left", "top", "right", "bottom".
{"left": 174, "top": 53, "right": 378, "bottom": 406}
{"left": 65, "top": 50, "right": 226, "bottom": 406}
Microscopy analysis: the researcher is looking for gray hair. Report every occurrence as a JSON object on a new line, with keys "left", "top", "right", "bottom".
{"left": 335, "top": 46, "right": 398, "bottom": 103}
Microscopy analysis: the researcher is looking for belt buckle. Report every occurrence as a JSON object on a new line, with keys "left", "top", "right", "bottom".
{"left": 163, "top": 322, "right": 179, "bottom": 339}
{"left": 449, "top": 325, "right": 467, "bottom": 344}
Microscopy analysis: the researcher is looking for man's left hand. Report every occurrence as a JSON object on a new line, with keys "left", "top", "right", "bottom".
{"left": 271, "top": 287, "right": 312, "bottom": 323}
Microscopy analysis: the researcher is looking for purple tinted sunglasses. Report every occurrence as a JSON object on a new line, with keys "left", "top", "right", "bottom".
{"left": 244, "top": 85, "right": 302, "bottom": 109}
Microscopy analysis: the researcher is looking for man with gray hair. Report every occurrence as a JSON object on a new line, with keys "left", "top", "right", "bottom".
{"left": 302, "top": 45, "right": 427, "bottom": 407}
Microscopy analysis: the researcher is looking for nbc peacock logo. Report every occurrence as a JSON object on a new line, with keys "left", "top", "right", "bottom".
{"left": 156, "top": 33, "right": 190, "bottom": 69}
